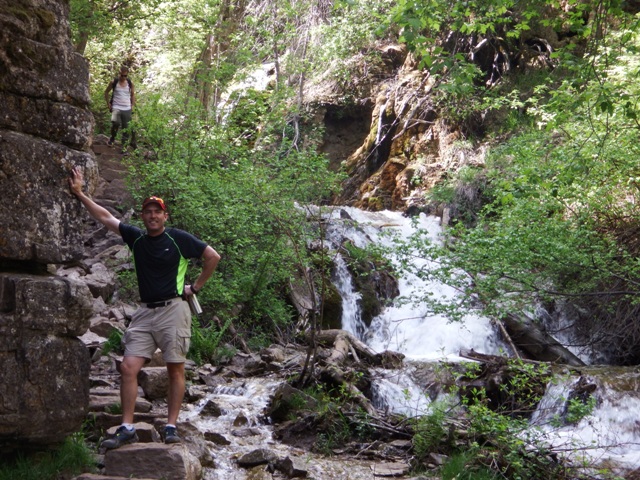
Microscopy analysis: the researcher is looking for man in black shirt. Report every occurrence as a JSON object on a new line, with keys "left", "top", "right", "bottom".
{"left": 69, "top": 167, "right": 220, "bottom": 448}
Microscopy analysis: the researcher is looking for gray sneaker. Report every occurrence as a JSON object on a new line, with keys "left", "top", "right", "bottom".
{"left": 101, "top": 425, "right": 138, "bottom": 450}
{"left": 164, "top": 426, "right": 181, "bottom": 444}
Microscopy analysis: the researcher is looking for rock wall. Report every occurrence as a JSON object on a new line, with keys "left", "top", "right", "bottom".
{"left": 0, "top": 0, "right": 97, "bottom": 446}
{"left": 308, "top": 45, "right": 483, "bottom": 213}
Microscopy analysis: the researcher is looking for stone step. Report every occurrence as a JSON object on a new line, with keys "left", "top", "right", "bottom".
{"left": 103, "top": 443, "right": 201, "bottom": 480}
{"left": 72, "top": 473, "right": 156, "bottom": 480}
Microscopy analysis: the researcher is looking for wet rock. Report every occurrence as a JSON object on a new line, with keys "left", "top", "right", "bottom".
{"left": 200, "top": 399, "right": 223, "bottom": 417}
{"left": 233, "top": 412, "right": 249, "bottom": 426}
{"left": 237, "top": 447, "right": 278, "bottom": 467}
{"left": 231, "top": 427, "right": 262, "bottom": 437}
{"left": 274, "top": 455, "right": 309, "bottom": 478}
{"left": 164, "top": 421, "right": 216, "bottom": 469}
{"left": 185, "top": 384, "right": 208, "bottom": 403}
{"left": 204, "top": 431, "right": 231, "bottom": 445}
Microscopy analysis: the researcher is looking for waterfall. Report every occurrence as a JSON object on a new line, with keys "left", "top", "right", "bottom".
{"left": 529, "top": 369, "right": 640, "bottom": 473}
{"left": 331, "top": 252, "right": 366, "bottom": 339}
{"left": 322, "top": 206, "right": 640, "bottom": 475}
{"left": 321, "top": 206, "right": 506, "bottom": 360}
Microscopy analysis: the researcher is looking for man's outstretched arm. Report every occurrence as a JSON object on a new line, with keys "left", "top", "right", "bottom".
{"left": 68, "top": 167, "right": 121, "bottom": 234}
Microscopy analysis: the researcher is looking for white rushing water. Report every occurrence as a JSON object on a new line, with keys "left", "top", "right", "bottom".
{"left": 321, "top": 206, "right": 640, "bottom": 475}
{"left": 321, "top": 206, "right": 506, "bottom": 361}
{"left": 528, "top": 370, "right": 640, "bottom": 474}
{"left": 181, "top": 206, "right": 640, "bottom": 478}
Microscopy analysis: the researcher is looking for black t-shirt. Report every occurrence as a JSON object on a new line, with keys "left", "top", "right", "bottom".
{"left": 120, "top": 224, "right": 208, "bottom": 303}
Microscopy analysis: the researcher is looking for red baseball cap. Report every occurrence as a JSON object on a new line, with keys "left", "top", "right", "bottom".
{"left": 141, "top": 196, "right": 167, "bottom": 211}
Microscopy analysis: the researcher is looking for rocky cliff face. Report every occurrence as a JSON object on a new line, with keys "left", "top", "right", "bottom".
{"left": 0, "top": 0, "right": 97, "bottom": 446}
{"left": 308, "top": 45, "right": 485, "bottom": 214}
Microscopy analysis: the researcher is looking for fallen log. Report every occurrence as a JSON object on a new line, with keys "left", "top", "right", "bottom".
{"left": 319, "top": 364, "right": 378, "bottom": 417}
{"left": 502, "top": 313, "right": 585, "bottom": 366}
{"left": 308, "top": 329, "right": 405, "bottom": 368}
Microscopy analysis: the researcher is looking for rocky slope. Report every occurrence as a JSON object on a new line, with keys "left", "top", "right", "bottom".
{"left": 63, "top": 137, "right": 423, "bottom": 480}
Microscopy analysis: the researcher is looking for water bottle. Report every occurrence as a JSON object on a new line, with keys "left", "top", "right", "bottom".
{"left": 187, "top": 293, "right": 203, "bottom": 315}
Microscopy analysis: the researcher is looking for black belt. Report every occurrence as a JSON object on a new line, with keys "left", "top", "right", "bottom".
{"left": 145, "top": 300, "right": 173, "bottom": 309}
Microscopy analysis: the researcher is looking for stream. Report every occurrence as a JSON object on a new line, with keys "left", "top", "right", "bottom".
{"left": 182, "top": 206, "right": 640, "bottom": 478}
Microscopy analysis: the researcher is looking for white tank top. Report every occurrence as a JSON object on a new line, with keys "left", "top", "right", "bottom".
{"left": 112, "top": 81, "right": 132, "bottom": 110}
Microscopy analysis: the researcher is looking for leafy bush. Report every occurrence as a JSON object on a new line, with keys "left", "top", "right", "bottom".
{"left": 411, "top": 402, "right": 451, "bottom": 462}
{"left": 0, "top": 433, "right": 95, "bottom": 480}
{"left": 189, "top": 317, "right": 235, "bottom": 365}
{"left": 439, "top": 453, "right": 500, "bottom": 480}
{"left": 102, "top": 328, "right": 124, "bottom": 356}
{"left": 122, "top": 91, "right": 340, "bottom": 350}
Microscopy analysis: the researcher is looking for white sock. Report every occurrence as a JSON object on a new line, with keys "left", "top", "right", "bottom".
{"left": 122, "top": 423, "right": 134, "bottom": 431}
{"left": 166, "top": 424, "right": 176, "bottom": 429}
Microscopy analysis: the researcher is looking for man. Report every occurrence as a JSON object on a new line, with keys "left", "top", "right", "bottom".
{"left": 104, "top": 65, "right": 137, "bottom": 151}
{"left": 69, "top": 167, "right": 221, "bottom": 448}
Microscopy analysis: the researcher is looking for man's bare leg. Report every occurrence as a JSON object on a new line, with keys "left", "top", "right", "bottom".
{"left": 119, "top": 356, "right": 146, "bottom": 424}
{"left": 166, "top": 362, "right": 185, "bottom": 425}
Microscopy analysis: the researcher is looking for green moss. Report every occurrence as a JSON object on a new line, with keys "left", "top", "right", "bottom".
{"left": 35, "top": 9, "right": 56, "bottom": 30}
{"left": 320, "top": 282, "right": 343, "bottom": 329}
{"left": 1, "top": 5, "right": 56, "bottom": 30}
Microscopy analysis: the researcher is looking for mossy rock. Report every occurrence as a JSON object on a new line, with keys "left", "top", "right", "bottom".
{"left": 320, "top": 281, "right": 343, "bottom": 330}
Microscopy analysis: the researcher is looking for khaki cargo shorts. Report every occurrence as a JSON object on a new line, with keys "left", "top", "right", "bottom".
{"left": 123, "top": 298, "right": 192, "bottom": 363}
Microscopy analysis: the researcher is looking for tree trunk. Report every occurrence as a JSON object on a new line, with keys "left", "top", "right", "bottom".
{"left": 502, "top": 313, "right": 585, "bottom": 366}
{"left": 190, "top": 0, "right": 247, "bottom": 115}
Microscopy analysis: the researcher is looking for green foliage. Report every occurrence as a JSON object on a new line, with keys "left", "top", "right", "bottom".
{"left": 439, "top": 453, "right": 500, "bottom": 480}
{"left": 551, "top": 395, "right": 597, "bottom": 427}
{"left": 123, "top": 91, "right": 340, "bottom": 345}
{"left": 563, "top": 395, "right": 596, "bottom": 425}
{"left": 189, "top": 316, "right": 235, "bottom": 365}
{"left": 102, "top": 328, "right": 124, "bottom": 356}
{"left": 458, "top": 367, "right": 560, "bottom": 479}
{"left": 105, "top": 403, "right": 122, "bottom": 415}
{"left": 115, "top": 269, "right": 138, "bottom": 304}
{"left": 411, "top": 402, "right": 450, "bottom": 462}
{"left": 314, "top": 408, "right": 352, "bottom": 455}
{"left": 0, "top": 433, "right": 95, "bottom": 480}
{"left": 390, "top": 25, "right": 640, "bottom": 359}
{"left": 408, "top": 360, "right": 566, "bottom": 479}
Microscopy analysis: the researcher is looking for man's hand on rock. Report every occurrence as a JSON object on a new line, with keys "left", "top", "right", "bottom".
{"left": 69, "top": 167, "right": 84, "bottom": 197}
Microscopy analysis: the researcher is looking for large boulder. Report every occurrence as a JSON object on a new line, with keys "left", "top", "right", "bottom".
{"left": 0, "top": 273, "right": 92, "bottom": 446}
{"left": 0, "top": 0, "right": 97, "bottom": 265}
{"left": 104, "top": 443, "right": 202, "bottom": 480}
{"left": 0, "top": 0, "right": 97, "bottom": 446}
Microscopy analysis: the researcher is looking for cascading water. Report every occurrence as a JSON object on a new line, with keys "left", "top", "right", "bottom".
{"left": 321, "top": 206, "right": 506, "bottom": 360}
{"left": 529, "top": 368, "right": 640, "bottom": 474}
{"left": 181, "top": 205, "right": 640, "bottom": 478}
{"left": 321, "top": 206, "right": 640, "bottom": 475}
{"left": 331, "top": 252, "right": 366, "bottom": 338}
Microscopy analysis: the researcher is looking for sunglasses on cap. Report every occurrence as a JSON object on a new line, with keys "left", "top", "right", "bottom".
{"left": 141, "top": 196, "right": 167, "bottom": 211}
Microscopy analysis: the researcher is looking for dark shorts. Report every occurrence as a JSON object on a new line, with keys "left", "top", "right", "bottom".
{"left": 111, "top": 108, "right": 132, "bottom": 128}
{"left": 123, "top": 298, "right": 191, "bottom": 363}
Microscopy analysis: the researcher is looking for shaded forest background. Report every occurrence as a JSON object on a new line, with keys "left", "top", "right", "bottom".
{"left": 71, "top": 0, "right": 640, "bottom": 366}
